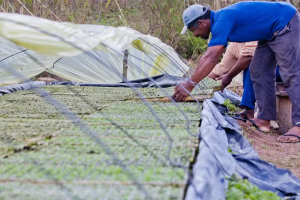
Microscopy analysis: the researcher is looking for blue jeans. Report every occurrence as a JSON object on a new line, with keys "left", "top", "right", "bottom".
{"left": 241, "top": 66, "right": 281, "bottom": 110}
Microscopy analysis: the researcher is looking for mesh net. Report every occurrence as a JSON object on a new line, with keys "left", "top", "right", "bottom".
{"left": 0, "top": 86, "right": 202, "bottom": 199}
{"left": 0, "top": 13, "right": 221, "bottom": 200}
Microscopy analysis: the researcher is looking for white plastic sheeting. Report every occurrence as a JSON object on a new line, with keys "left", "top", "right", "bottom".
{"left": 0, "top": 13, "right": 190, "bottom": 86}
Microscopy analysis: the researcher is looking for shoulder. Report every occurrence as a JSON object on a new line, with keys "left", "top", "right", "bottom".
{"left": 214, "top": 4, "right": 240, "bottom": 21}
{"left": 215, "top": 2, "right": 259, "bottom": 19}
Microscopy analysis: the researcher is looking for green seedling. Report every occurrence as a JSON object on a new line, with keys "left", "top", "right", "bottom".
{"left": 0, "top": 86, "right": 201, "bottom": 199}
{"left": 227, "top": 178, "right": 280, "bottom": 200}
{"left": 223, "top": 99, "right": 238, "bottom": 113}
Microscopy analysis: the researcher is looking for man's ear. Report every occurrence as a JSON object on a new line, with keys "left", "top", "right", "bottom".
{"left": 198, "top": 20, "right": 205, "bottom": 26}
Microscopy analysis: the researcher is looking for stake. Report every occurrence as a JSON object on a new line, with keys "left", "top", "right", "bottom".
{"left": 122, "top": 49, "right": 129, "bottom": 82}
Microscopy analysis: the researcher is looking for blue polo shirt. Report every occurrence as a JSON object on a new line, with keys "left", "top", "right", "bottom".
{"left": 208, "top": 2, "right": 297, "bottom": 47}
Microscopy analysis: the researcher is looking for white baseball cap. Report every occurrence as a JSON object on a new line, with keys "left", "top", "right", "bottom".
{"left": 181, "top": 5, "right": 208, "bottom": 34}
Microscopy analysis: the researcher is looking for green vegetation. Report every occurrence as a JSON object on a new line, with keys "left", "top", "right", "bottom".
{"left": 227, "top": 178, "right": 281, "bottom": 200}
{"left": 227, "top": 147, "right": 237, "bottom": 154}
{"left": 139, "top": 0, "right": 208, "bottom": 58}
{"left": 0, "top": 86, "right": 200, "bottom": 199}
{"left": 223, "top": 99, "right": 238, "bottom": 113}
{"left": 0, "top": 182, "right": 181, "bottom": 200}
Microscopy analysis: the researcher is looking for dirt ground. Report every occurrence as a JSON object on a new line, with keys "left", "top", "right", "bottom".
{"left": 237, "top": 120, "right": 300, "bottom": 179}
{"left": 226, "top": 76, "right": 300, "bottom": 179}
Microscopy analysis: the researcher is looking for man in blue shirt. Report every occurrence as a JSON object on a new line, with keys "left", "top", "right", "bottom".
{"left": 172, "top": 2, "right": 300, "bottom": 143}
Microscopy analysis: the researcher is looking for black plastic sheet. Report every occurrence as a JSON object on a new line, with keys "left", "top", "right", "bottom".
{"left": 51, "top": 74, "right": 185, "bottom": 88}
{"left": 0, "top": 81, "right": 46, "bottom": 96}
{"left": 186, "top": 92, "right": 300, "bottom": 200}
{"left": 0, "top": 75, "right": 183, "bottom": 95}
{"left": 185, "top": 100, "right": 235, "bottom": 200}
{"left": 220, "top": 91, "right": 300, "bottom": 197}
{"left": 227, "top": 128, "right": 300, "bottom": 198}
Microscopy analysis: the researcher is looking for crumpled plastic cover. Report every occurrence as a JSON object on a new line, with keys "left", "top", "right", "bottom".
{"left": 0, "top": 13, "right": 189, "bottom": 86}
{"left": 185, "top": 99, "right": 235, "bottom": 200}
{"left": 186, "top": 92, "right": 300, "bottom": 200}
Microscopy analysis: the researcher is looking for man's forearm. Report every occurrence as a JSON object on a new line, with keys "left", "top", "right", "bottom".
{"left": 191, "top": 56, "right": 219, "bottom": 83}
{"left": 172, "top": 45, "right": 224, "bottom": 102}
{"left": 226, "top": 56, "right": 252, "bottom": 79}
{"left": 190, "top": 46, "right": 225, "bottom": 83}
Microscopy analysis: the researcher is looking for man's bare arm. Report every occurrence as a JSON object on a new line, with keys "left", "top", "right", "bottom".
{"left": 172, "top": 45, "right": 224, "bottom": 102}
{"left": 190, "top": 45, "right": 225, "bottom": 83}
{"left": 217, "top": 55, "right": 253, "bottom": 92}
{"left": 226, "top": 55, "right": 252, "bottom": 79}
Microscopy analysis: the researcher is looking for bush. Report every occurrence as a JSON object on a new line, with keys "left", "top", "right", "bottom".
{"left": 139, "top": 0, "right": 208, "bottom": 59}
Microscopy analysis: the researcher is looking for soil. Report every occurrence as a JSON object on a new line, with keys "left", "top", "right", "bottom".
{"left": 237, "top": 120, "right": 300, "bottom": 179}
{"left": 226, "top": 76, "right": 300, "bottom": 178}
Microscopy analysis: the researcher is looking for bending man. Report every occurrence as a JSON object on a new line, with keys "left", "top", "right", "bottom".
{"left": 172, "top": 2, "right": 300, "bottom": 143}
{"left": 208, "top": 42, "right": 282, "bottom": 120}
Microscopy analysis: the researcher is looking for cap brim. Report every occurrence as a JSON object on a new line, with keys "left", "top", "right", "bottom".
{"left": 181, "top": 26, "right": 188, "bottom": 34}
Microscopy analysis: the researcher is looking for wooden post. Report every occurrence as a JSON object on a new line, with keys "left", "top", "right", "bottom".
{"left": 122, "top": 50, "right": 129, "bottom": 82}
{"left": 276, "top": 82, "right": 293, "bottom": 133}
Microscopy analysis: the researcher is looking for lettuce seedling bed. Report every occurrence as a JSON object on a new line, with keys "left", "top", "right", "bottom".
{"left": 0, "top": 86, "right": 203, "bottom": 199}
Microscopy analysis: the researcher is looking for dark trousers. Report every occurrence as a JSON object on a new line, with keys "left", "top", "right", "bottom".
{"left": 250, "top": 13, "right": 300, "bottom": 127}
{"left": 241, "top": 66, "right": 281, "bottom": 110}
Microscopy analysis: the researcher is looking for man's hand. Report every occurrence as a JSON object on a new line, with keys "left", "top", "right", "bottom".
{"left": 216, "top": 74, "right": 233, "bottom": 92}
{"left": 172, "top": 45, "right": 224, "bottom": 102}
{"left": 215, "top": 55, "right": 253, "bottom": 92}
{"left": 172, "top": 81, "right": 195, "bottom": 102}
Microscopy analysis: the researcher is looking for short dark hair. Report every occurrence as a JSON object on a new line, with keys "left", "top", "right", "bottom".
{"left": 188, "top": 8, "right": 211, "bottom": 28}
